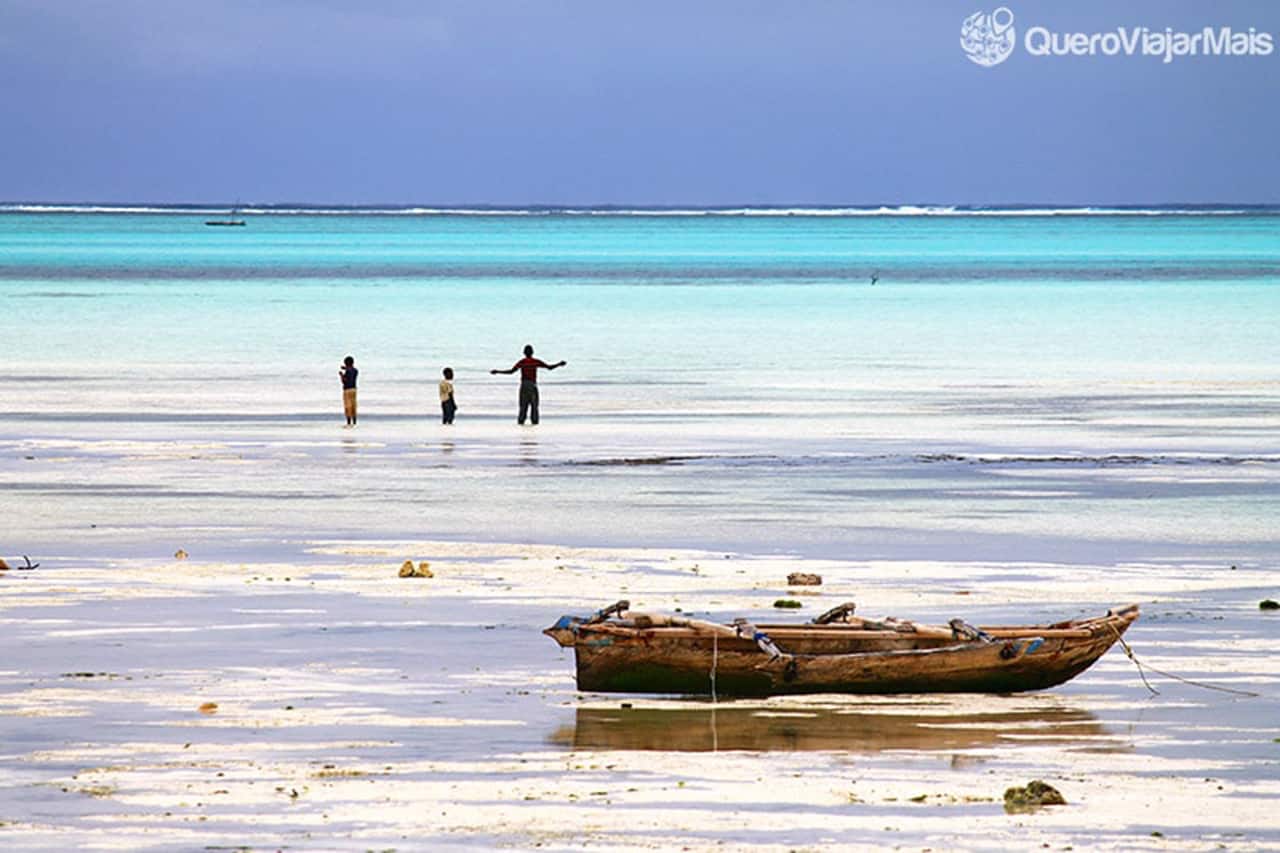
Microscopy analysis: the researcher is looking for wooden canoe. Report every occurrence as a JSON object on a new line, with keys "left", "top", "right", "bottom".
{"left": 544, "top": 603, "right": 1139, "bottom": 697}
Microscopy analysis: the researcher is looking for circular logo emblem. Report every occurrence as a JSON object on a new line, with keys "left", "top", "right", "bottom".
{"left": 960, "top": 7, "right": 1016, "bottom": 67}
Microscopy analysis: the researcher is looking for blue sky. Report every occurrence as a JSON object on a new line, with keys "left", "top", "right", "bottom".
{"left": 2, "top": 0, "right": 1278, "bottom": 205}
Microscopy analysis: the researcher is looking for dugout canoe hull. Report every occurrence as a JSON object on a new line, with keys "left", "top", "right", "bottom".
{"left": 544, "top": 604, "right": 1139, "bottom": 697}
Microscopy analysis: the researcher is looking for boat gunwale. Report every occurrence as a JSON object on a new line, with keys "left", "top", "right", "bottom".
{"left": 560, "top": 605, "right": 1139, "bottom": 647}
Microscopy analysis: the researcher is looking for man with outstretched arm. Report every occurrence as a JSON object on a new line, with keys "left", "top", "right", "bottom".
{"left": 490, "top": 344, "right": 567, "bottom": 425}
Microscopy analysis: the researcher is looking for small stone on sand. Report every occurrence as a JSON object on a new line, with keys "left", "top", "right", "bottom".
{"left": 197, "top": 702, "right": 218, "bottom": 715}
{"left": 174, "top": 549, "right": 188, "bottom": 560}
{"left": 787, "top": 572, "right": 822, "bottom": 586}
{"left": 1260, "top": 599, "right": 1279, "bottom": 611}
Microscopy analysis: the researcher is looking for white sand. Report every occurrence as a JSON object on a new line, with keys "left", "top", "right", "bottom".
{"left": 2, "top": 541, "right": 1278, "bottom": 851}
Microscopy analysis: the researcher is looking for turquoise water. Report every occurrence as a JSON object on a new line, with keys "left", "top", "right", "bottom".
{"left": 2, "top": 211, "right": 1279, "bottom": 559}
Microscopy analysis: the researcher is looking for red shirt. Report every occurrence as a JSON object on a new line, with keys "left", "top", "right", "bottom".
{"left": 514, "top": 357, "right": 550, "bottom": 382}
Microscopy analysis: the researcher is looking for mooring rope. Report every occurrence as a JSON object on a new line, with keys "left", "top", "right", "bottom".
{"left": 1108, "top": 622, "right": 1260, "bottom": 698}
{"left": 710, "top": 632, "right": 718, "bottom": 704}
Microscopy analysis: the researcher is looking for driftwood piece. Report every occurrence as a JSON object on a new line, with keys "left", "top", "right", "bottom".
{"left": 625, "top": 612, "right": 739, "bottom": 640}
{"left": 949, "top": 618, "right": 994, "bottom": 642}
{"left": 587, "top": 600, "right": 630, "bottom": 624}
{"left": 813, "top": 602, "right": 856, "bottom": 624}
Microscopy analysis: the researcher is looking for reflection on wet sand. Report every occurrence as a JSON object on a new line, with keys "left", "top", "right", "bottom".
{"left": 551, "top": 703, "right": 1124, "bottom": 753}
{"left": 519, "top": 436, "right": 539, "bottom": 465}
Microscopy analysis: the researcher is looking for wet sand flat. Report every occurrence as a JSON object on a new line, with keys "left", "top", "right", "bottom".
{"left": 2, "top": 540, "right": 1278, "bottom": 851}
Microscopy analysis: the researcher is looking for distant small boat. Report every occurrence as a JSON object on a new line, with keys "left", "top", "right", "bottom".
{"left": 205, "top": 206, "right": 246, "bottom": 227}
{"left": 545, "top": 601, "right": 1139, "bottom": 697}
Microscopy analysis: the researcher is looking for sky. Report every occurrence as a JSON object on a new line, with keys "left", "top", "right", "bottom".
{"left": 2, "top": 0, "right": 1278, "bottom": 206}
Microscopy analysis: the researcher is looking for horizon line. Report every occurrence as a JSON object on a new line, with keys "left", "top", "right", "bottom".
{"left": 5, "top": 201, "right": 1280, "bottom": 212}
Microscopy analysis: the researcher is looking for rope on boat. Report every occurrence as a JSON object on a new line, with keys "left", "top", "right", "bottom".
{"left": 710, "top": 632, "right": 718, "bottom": 704}
{"left": 812, "top": 602, "right": 856, "bottom": 625}
{"left": 1107, "top": 622, "right": 1260, "bottom": 698}
{"left": 733, "top": 619, "right": 786, "bottom": 659}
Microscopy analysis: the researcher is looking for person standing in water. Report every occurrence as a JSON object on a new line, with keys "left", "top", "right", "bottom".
{"left": 339, "top": 355, "right": 358, "bottom": 426}
{"left": 490, "top": 344, "right": 566, "bottom": 425}
{"left": 439, "top": 367, "right": 457, "bottom": 425}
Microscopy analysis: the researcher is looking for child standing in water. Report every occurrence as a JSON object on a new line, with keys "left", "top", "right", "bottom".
{"left": 439, "top": 367, "right": 457, "bottom": 424}
{"left": 339, "top": 355, "right": 358, "bottom": 426}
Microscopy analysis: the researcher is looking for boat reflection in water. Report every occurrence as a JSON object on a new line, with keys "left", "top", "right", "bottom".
{"left": 550, "top": 701, "right": 1123, "bottom": 753}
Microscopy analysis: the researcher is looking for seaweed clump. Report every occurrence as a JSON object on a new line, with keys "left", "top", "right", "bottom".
{"left": 1003, "top": 780, "right": 1066, "bottom": 813}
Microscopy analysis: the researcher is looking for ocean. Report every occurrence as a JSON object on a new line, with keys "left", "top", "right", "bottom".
{"left": 3, "top": 207, "right": 1277, "bottom": 562}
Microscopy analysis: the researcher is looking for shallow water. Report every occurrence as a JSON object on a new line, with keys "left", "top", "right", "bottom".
{"left": 3, "top": 211, "right": 1279, "bottom": 562}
